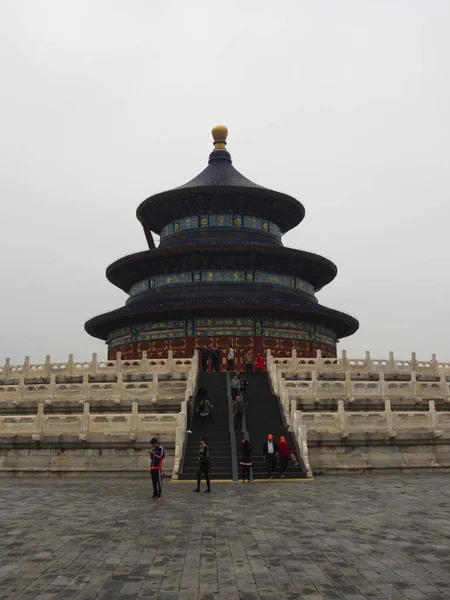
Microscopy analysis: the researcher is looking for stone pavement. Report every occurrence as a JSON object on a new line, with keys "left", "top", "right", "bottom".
{"left": 0, "top": 476, "right": 450, "bottom": 600}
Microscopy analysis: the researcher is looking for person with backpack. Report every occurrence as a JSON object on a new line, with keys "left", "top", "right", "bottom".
{"left": 149, "top": 437, "right": 165, "bottom": 499}
{"left": 193, "top": 437, "right": 211, "bottom": 493}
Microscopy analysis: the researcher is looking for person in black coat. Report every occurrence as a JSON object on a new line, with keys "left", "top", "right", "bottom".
{"left": 262, "top": 434, "right": 278, "bottom": 479}
{"left": 210, "top": 345, "right": 221, "bottom": 371}
{"left": 193, "top": 437, "right": 211, "bottom": 493}
{"left": 240, "top": 439, "right": 252, "bottom": 482}
{"left": 200, "top": 345, "right": 210, "bottom": 372}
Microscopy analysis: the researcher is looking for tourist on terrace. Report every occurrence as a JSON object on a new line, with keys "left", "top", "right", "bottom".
{"left": 200, "top": 345, "right": 210, "bottom": 372}
{"left": 194, "top": 437, "right": 211, "bottom": 493}
{"left": 255, "top": 353, "right": 266, "bottom": 372}
{"left": 244, "top": 350, "right": 253, "bottom": 373}
{"left": 230, "top": 374, "right": 240, "bottom": 399}
{"left": 240, "top": 439, "right": 252, "bottom": 482}
{"left": 210, "top": 345, "right": 221, "bottom": 371}
{"left": 233, "top": 395, "right": 244, "bottom": 433}
{"left": 277, "top": 436, "right": 292, "bottom": 479}
{"left": 263, "top": 433, "right": 277, "bottom": 479}
{"left": 149, "top": 437, "right": 165, "bottom": 500}
{"left": 227, "top": 344, "right": 235, "bottom": 371}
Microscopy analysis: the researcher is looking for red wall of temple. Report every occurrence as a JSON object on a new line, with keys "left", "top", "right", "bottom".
{"left": 108, "top": 335, "right": 336, "bottom": 370}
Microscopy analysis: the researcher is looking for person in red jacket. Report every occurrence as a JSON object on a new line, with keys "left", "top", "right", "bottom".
{"left": 277, "top": 436, "right": 292, "bottom": 479}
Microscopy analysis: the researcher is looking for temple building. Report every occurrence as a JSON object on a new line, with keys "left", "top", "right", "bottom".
{"left": 85, "top": 126, "right": 358, "bottom": 370}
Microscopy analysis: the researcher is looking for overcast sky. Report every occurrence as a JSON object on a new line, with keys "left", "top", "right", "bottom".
{"left": 1, "top": 0, "right": 449, "bottom": 365}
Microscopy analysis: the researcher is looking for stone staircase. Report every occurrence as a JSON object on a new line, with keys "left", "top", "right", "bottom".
{"left": 244, "top": 373, "right": 307, "bottom": 479}
{"left": 179, "top": 373, "right": 233, "bottom": 480}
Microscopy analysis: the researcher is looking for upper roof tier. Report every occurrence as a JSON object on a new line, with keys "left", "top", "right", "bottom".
{"left": 136, "top": 126, "right": 305, "bottom": 243}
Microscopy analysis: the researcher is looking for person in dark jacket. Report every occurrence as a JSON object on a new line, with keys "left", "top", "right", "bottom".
{"left": 210, "top": 345, "right": 221, "bottom": 371}
{"left": 240, "top": 439, "right": 252, "bottom": 482}
{"left": 262, "top": 433, "right": 278, "bottom": 479}
{"left": 194, "top": 437, "right": 211, "bottom": 493}
{"left": 200, "top": 345, "right": 210, "bottom": 372}
{"left": 277, "top": 435, "right": 292, "bottom": 478}
{"left": 149, "top": 437, "right": 165, "bottom": 499}
{"left": 239, "top": 376, "right": 248, "bottom": 404}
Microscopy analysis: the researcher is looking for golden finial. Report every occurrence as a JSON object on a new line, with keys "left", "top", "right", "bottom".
{"left": 211, "top": 125, "right": 228, "bottom": 151}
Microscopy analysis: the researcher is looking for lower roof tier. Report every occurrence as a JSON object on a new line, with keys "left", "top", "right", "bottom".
{"left": 106, "top": 243, "right": 338, "bottom": 293}
{"left": 85, "top": 286, "right": 359, "bottom": 341}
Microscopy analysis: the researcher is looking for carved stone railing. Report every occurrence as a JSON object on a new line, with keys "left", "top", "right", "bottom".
{"left": 269, "top": 349, "right": 450, "bottom": 376}
{"left": 0, "top": 402, "right": 179, "bottom": 440}
{"left": 0, "top": 350, "right": 195, "bottom": 379}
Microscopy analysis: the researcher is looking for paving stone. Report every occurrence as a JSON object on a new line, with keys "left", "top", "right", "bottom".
{"left": 0, "top": 476, "right": 449, "bottom": 599}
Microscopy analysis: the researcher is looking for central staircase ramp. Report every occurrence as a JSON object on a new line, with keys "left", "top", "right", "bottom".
{"left": 179, "top": 373, "right": 235, "bottom": 481}
{"left": 243, "top": 372, "right": 307, "bottom": 479}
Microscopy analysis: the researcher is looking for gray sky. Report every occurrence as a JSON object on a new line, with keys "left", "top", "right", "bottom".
{"left": 1, "top": 0, "right": 449, "bottom": 364}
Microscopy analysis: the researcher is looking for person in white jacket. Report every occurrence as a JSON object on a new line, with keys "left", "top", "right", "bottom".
{"left": 227, "top": 345, "right": 235, "bottom": 371}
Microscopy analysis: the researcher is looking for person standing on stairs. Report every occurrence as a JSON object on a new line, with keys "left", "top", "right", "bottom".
{"left": 149, "top": 437, "right": 165, "bottom": 499}
{"left": 230, "top": 374, "right": 240, "bottom": 399}
{"left": 263, "top": 433, "right": 278, "bottom": 479}
{"left": 240, "top": 439, "right": 252, "bottom": 482}
{"left": 278, "top": 436, "right": 292, "bottom": 479}
{"left": 227, "top": 344, "right": 235, "bottom": 371}
{"left": 194, "top": 437, "right": 211, "bottom": 493}
{"left": 233, "top": 395, "right": 244, "bottom": 433}
{"left": 239, "top": 375, "right": 248, "bottom": 404}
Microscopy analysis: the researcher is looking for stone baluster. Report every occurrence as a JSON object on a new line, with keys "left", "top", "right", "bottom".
{"left": 345, "top": 371, "right": 352, "bottom": 398}
{"left": 315, "top": 349, "right": 323, "bottom": 370}
{"left": 141, "top": 350, "right": 148, "bottom": 373}
{"left": 16, "top": 375, "right": 24, "bottom": 400}
{"left": 341, "top": 349, "right": 348, "bottom": 372}
{"left": 290, "top": 349, "right": 298, "bottom": 372}
{"left": 49, "top": 374, "right": 56, "bottom": 400}
{"left": 379, "top": 372, "right": 388, "bottom": 396}
{"left": 311, "top": 371, "right": 318, "bottom": 397}
{"left": 388, "top": 351, "right": 395, "bottom": 372}
{"left": 91, "top": 352, "right": 98, "bottom": 375}
{"left": 428, "top": 400, "right": 441, "bottom": 437}
{"left": 44, "top": 355, "right": 51, "bottom": 378}
{"left": 384, "top": 399, "right": 396, "bottom": 438}
{"left": 365, "top": 350, "right": 372, "bottom": 372}
{"left": 4, "top": 358, "right": 10, "bottom": 378}
{"left": 167, "top": 350, "right": 174, "bottom": 372}
{"left": 431, "top": 353, "right": 438, "bottom": 377}
{"left": 130, "top": 401, "right": 139, "bottom": 437}
{"left": 115, "top": 352, "right": 122, "bottom": 374}
{"left": 411, "top": 352, "right": 417, "bottom": 373}
{"left": 152, "top": 373, "right": 159, "bottom": 402}
{"left": 337, "top": 400, "right": 348, "bottom": 438}
{"left": 115, "top": 373, "right": 123, "bottom": 398}
{"left": 67, "top": 354, "right": 74, "bottom": 376}
{"left": 35, "top": 403, "right": 44, "bottom": 439}
{"left": 81, "top": 374, "right": 89, "bottom": 400}
{"left": 410, "top": 372, "right": 418, "bottom": 397}
{"left": 81, "top": 402, "right": 90, "bottom": 433}
{"left": 24, "top": 356, "right": 30, "bottom": 378}
{"left": 440, "top": 373, "right": 449, "bottom": 402}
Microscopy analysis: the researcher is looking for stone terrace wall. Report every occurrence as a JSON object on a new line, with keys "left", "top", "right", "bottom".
{"left": 0, "top": 351, "right": 198, "bottom": 476}
{"left": 266, "top": 349, "right": 450, "bottom": 475}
